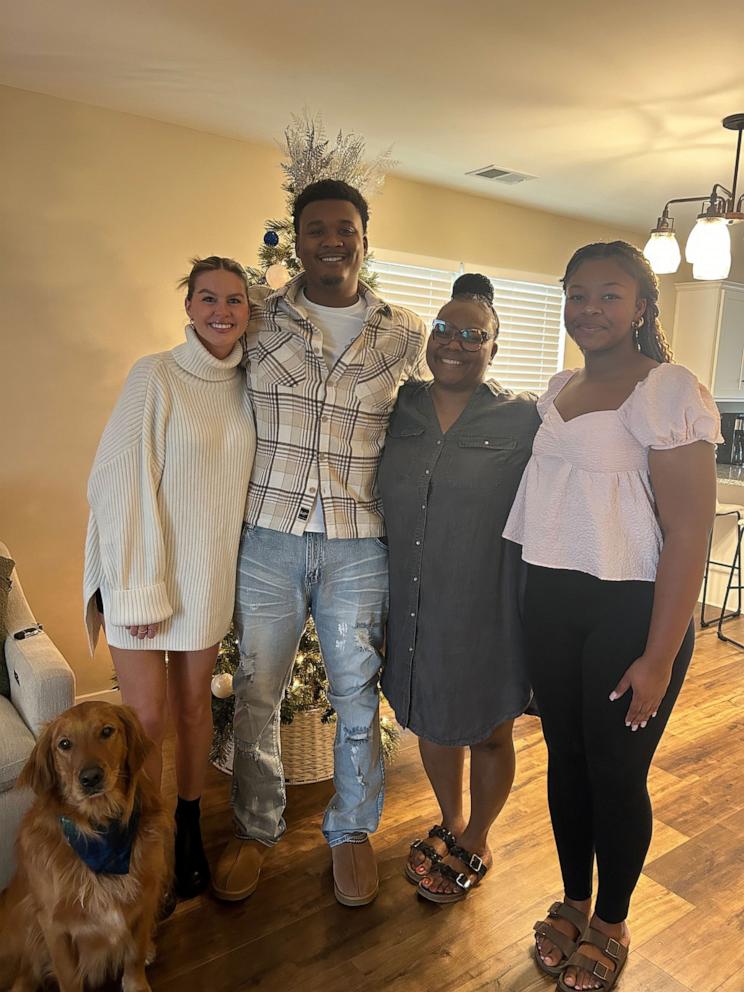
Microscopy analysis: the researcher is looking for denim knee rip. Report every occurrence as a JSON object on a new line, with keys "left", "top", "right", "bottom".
{"left": 232, "top": 652, "right": 260, "bottom": 758}
{"left": 342, "top": 725, "right": 371, "bottom": 787}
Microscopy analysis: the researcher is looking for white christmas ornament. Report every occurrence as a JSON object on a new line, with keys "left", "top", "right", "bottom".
{"left": 266, "top": 262, "right": 289, "bottom": 289}
{"left": 211, "top": 672, "right": 234, "bottom": 699}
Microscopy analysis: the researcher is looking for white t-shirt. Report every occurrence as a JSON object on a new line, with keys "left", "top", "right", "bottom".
{"left": 299, "top": 291, "right": 367, "bottom": 532}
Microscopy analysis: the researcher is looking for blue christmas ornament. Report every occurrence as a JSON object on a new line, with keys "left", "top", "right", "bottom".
{"left": 263, "top": 230, "right": 279, "bottom": 247}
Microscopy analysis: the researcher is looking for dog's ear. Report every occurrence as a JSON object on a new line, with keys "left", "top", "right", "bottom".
{"left": 116, "top": 705, "right": 151, "bottom": 786}
{"left": 17, "top": 722, "right": 58, "bottom": 797}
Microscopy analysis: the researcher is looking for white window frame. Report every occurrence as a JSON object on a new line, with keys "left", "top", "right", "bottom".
{"left": 369, "top": 247, "right": 566, "bottom": 394}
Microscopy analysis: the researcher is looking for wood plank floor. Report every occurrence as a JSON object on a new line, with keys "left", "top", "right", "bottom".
{"left": 144, "top": 619, "right": 744, "bottom": 992}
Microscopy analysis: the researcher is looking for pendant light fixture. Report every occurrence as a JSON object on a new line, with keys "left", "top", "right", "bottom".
{"left": 644, "top": 114, "right": 744, "bottom": 280}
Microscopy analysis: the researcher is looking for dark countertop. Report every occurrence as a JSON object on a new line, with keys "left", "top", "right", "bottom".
{"left": 717, "top": 465, "right": 744, "bottom": 487}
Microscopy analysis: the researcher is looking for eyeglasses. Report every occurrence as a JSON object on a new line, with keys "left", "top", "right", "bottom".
{"left": 431, "top": 319, "right": 493, "bottom": 352}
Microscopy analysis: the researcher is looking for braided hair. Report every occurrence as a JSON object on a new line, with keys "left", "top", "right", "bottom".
{"left": 451, "top": 272, "right": 500, "bottom": 336}
{"left": 562, "top": 241, "right": 673, "bottom": 363}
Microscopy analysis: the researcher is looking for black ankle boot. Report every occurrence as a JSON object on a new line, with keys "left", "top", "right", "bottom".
{"left": 174, "top": 797, "right": 211, "bottom": 899}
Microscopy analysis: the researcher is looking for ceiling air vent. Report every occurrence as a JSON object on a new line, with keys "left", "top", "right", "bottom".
{"left": 467, "top": 165, "right": 535, "bottom": 185}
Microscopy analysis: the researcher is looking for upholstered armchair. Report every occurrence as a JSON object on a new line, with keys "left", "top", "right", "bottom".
{"left": 0, "top": 541, "right": 75, "bottom": 889}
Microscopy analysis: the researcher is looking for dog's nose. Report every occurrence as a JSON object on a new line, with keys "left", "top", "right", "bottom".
{"left": 78, "top": 765, "right": 105, "bottom": 793}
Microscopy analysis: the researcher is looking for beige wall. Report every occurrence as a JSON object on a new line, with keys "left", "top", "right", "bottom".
{"left": 1, "top": 85, "right": 653, "bottom": 694}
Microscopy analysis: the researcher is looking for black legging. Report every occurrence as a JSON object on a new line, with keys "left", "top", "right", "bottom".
{"left": 524, "top": 565, "right": 694, "bottom": 923}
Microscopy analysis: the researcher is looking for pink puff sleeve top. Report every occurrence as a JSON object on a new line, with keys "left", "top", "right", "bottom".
{"left": 502, "top": 363, "right": 722, "bottom": 581}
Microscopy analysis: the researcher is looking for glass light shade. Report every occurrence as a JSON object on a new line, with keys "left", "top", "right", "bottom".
{"left": 685, "top": 216, "right": 731, "bottom": 264}
{"left": 692, "top": 250, "right": 732, "bottom": 280}
{"left": 643, "top": 231, "right": 681, "bottom": 274}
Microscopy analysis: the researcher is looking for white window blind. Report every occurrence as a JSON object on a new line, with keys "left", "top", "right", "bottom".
{"left": 369, "top": 258, "right": 564, "bottom": 394}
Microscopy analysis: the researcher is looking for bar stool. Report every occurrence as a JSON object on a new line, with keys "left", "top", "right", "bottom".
{"left": 719, "top": 514, "right": 744, "bottom": 646}
{"left": 700, "top": 502, "right": 744, "bottom": 628}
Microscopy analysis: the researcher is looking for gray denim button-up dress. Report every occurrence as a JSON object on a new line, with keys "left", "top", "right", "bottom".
{"left": 379, "top": 380, "right": 539, "bottom": 745}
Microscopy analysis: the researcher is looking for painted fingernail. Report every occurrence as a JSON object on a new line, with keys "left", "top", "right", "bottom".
{"left": 609, "top": 692, "right": 618, "bottom": 701}
{"left": 632, "top": 725, "right": 638, "bottom": 731}
{"left": 652, "top": 711, "right": 658, "bottom": 717}
{"left": 625, "top": 721, "right": 630, "bottom": 727}
{"left": 641, "top": 721, "right": 647, "bottom": 728}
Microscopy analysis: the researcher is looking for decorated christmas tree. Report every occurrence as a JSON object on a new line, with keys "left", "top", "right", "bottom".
{"left": 246, "top": 110, "right": 395, "bottom": 291}
{"left": 210, "top": 618, "right": 399, "bottom": 771}
{"left": 209, "top": 110, "right": 399, "bottom": 775}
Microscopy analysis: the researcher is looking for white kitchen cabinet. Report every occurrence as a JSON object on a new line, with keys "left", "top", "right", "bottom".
{"left": 671, "top": 281, "right": 744, "bottom": 400}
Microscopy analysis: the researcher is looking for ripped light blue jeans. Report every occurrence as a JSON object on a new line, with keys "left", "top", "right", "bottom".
{"left": 231, "top": 525, "right": 388, "bottom": 848}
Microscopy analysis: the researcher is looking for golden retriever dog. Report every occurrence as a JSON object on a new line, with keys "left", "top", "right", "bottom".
{"left": 0, "top": 701, "right": 172, "bottom": 992}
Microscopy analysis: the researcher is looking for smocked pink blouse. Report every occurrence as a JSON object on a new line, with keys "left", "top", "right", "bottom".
{"left": 503, "top": 363, "right": 722, "bottom": 581}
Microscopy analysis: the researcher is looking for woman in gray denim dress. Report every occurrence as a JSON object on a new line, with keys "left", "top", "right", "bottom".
{"left": 379, "top": 273, "right": 539, "bottom": 903}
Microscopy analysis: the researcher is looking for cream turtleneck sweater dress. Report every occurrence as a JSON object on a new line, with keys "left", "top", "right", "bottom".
{"left": 83, "top": 325, "right": 255, "bottom": 653}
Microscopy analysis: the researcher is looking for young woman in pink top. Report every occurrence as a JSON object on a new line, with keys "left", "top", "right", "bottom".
{"left": 503, "top": 242, "right": 719, "bottom": 991}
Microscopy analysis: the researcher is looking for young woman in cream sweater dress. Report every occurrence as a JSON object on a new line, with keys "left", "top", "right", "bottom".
{"left": 84, "top": 256, "right": 255, "bottom": 898}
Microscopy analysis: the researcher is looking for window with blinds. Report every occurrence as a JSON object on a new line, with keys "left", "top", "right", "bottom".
{"left": 368, "top": 258, "right": 564, "bottom": 394}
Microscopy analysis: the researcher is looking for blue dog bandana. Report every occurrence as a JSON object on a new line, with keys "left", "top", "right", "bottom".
{"left": 60, "top": 797, "right": 140, "bottom": 875}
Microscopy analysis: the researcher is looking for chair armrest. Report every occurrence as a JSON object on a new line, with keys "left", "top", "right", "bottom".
{"left": 4, "top": 555, "right": 37, "bottom": 634}
{"left": 5, "top": 632, "right": 76, "bottom": 738}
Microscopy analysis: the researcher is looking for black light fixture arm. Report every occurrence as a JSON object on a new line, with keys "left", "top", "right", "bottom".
{"left": 722, "top": 113, "right": 744, "bottom": 215}
{"left": 650, "top": 115, "right": 744, "bottom": 234}
{"left": 654, "top": 191, "right": 728, "bottom": 232}
{"left": 728, "top": 121, "right": 742, "bottom": 206}
{"left": 664, "top": 191, "right": 728, "bottom": 214}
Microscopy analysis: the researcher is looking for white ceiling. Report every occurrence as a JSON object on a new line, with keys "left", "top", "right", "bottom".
{"left": 3, "top": 0, "right": 744, "bottom": 232}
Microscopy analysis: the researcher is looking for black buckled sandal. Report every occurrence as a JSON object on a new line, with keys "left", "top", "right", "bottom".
{"left": 533, "top": 901, "right": 590, "bottom": 977}
{"left": 416, "top": 843, "right": 489, "bottom": 903}
{"left": 404, "top": 824, "right": 456, "bottom": 884}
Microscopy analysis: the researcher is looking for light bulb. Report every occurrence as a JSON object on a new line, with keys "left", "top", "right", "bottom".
{"left": 643, "top": 231, "right": 681, "bottom": 274}
{"left": 692, "top": 251, "right": 732, "bottom": 280}
{"left": 685, "top": 216, "right": 731, "bottom": 264}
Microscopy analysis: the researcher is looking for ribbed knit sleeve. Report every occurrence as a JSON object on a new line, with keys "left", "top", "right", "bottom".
{"left": 86, "top": 356, "right": 173, "bottom": 628}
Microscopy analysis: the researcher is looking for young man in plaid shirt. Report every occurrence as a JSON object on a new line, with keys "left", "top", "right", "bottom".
{"left": 213, "top": 180, "right": 427, "bottom": 906}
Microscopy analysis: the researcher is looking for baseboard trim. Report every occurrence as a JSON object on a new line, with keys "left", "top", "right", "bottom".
{"left": 75, "top": 688, "right": 121, "bottom": 705}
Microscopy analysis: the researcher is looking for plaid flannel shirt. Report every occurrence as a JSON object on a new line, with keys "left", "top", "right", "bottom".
{"left": 244, "top": 275, "right": 428, "bottom": 538}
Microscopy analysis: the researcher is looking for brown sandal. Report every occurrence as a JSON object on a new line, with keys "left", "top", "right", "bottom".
{"left": 557, "top": 927, "right": 628, "bottom": 991}
{"left": 404, "top": 825, "right": 456, "bottom": 884}
{"left": 533, "top": 901, "right": 590, "bottom": 977}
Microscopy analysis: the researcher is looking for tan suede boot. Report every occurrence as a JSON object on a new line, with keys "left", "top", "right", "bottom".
{"left": 331, "top": 839, "right": 379, "bottom": 907}
{"left": 212, "top": 837, "right": 269, "bottom": 902}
